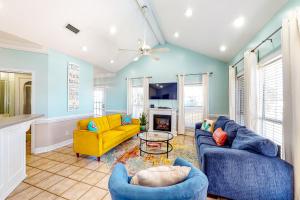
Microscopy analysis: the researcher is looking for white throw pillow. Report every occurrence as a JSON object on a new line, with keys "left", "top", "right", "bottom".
{"left": 130, "top": 165, "right": 191, "bottom": 187}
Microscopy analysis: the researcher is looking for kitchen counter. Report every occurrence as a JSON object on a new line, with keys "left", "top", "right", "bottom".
{"left": 0, "top": 114, "right": 44, "bottom": 129}
{"left": 0, "top": 114, "right": 43, "bottom": 199}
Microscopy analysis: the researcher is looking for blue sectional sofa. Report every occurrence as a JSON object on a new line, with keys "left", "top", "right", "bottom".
{"left": 195, "top": 116, "right": 294, "bottom": 200}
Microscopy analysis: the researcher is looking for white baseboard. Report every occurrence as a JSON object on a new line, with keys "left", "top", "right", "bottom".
{"left": 32, "top": 139, "right": 73, "bottom": 154}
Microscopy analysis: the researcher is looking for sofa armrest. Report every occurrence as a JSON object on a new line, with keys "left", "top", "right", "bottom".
{"left": 73, "top": 130, "right": 103, "bottom": 153}
{"left": 132, "top": 118, "right": 140, "bottom": 125}
{"left": 195, "top": 122, "right": 202, "bottom": 130}
{"left": 202, "top": 147, "right": 293, "bottom": 199}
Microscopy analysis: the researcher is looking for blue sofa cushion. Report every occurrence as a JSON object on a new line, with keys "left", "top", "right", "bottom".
{"left": 232, "top": 128, "right": 278, "bottom": 157}
{"left": 224, "top": 121, "right": 242, "bottom": 146}
{"left": 195, "top": 129, "right": 212, "bottom": 138}
{"left": 214, "top": 116, "right": 231, "bottom": 131}
{"left": 197, "top": 136, "right": 217, "bottom": 146}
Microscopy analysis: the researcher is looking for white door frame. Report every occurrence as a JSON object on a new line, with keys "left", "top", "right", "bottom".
{"left": 0, "top": 68, "right": 36, "bottom": 153}
{"left": 0, "top": 69, "right": 36, "bottom": 114}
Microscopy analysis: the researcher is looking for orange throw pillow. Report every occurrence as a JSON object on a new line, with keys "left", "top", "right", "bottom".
{"left": 213, "top": 128, "right": 228, "bottom": 146}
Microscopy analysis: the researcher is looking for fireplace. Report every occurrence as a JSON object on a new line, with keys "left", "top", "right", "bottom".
{"left": 153, "top": 114, "right": 171, "bottom": 131}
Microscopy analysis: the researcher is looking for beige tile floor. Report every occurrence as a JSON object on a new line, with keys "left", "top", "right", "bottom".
{"left": 7, "top": 144, "right": 111, "bottom": 200}
{"left": 8, "top": 138, "right": 221, "bottom": 200}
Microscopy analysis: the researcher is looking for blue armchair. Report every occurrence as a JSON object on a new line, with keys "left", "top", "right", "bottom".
{"left": 108, "top": 157, "right": 209, "bottom": 200}
{"left": 195, "top": 116, "right": 294, "bottom": 200}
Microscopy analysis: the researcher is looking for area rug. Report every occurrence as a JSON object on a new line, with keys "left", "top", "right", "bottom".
{"left": 99, "top": 135, "right": 198, "bottom": 175}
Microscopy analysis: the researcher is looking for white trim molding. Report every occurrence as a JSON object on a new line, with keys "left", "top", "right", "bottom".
{"left": 32, "top": 113, "right": 94, "bottom": 124}
{"left": 105, "top": 110, "right": 127, "bottom": 114}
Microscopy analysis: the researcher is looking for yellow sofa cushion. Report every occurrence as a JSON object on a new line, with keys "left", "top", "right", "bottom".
{"left": 78, "top": 118, "right": 92, "bottom": 130}
{"left": 94, "top": 116, "right": 110, "bottom": 133}
{"left": 107, "top": 114, "right": 121, "bottom": 129}
{"left": 102, "top": 130, "right": 126, "bottom": 149}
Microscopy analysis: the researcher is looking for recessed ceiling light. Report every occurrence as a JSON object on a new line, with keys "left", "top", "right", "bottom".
{"left": 110, "top": 26, "right": 117, "bottom": 35}
{"left": 219, "top": 45, "right": 227, "bottom": 52}
{"left": 174, "top": 32, "right": 179, "bottom": 38}
{"left": 110, "top": 59, "right": 114, "bottom": 64}
{"left": 133, "top": 57, "right": 139, "bottom": 61}
{"left": 233, "top": 17, "right": 245, "bottom": 28}
{"left": 185, "top": 8, "right": 193, "bottom": 17}
{"left": 82, "top": 46, "right": 87, "bottom": 52}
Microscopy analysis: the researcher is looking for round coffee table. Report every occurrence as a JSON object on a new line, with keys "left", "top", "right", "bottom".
{"left": 138, "top": 131, "right": 173, "bottom": 158}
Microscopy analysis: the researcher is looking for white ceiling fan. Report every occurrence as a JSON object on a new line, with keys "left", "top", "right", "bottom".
{"left": 119, "top": 5, "right": 169, "bottom": 61}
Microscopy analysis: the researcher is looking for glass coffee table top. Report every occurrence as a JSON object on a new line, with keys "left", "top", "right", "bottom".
{"left": 139, "top": 131, "right": 173, "bottom": 142}
{"left": 138, "top": 131, "right": 174, "bottom": 158}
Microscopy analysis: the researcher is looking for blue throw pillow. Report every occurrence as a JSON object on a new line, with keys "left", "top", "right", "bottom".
{"left": 121, "top": 114, "right": 132, "bottom": 125}
{"left": 87, "top": 121, "right": 98, "bottom": 133}
{"left": 224, "top": 121, "right": 243, "bottom": 146}
{"left": 231, "top": 128, "right": 278, "bottom": 157}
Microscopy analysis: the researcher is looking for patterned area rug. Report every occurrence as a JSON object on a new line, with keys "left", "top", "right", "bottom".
{"left": 100, "top": 135, "right": 198, "bottom": 175}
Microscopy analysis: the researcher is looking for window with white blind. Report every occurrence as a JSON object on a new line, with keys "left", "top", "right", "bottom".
{"left": 184, "top": 83, "right": 204, "bottom": 128}
{"left": 258, "top": 56, "right": 283, "bottom": 146}
{"left": 94, "top": 87, "right": 105, "bottom": 116}
{"left": 236, "top": 75, "right": 245, "bottom": 125}
{"left": 132, "top": 86, "right": 144, "bottom": 118}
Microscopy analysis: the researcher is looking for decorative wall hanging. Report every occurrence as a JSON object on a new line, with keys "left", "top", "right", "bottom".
{"left": 67, "top": 63, "right": 80, "bottom": 111}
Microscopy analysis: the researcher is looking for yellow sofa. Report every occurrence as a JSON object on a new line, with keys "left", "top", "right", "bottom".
{"left": 73, "top": 114, "right": 140, "bottom": 161}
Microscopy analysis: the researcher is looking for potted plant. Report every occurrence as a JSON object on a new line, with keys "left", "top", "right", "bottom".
{"left": 139, "top": 112, "right": 148, "bottom": 131}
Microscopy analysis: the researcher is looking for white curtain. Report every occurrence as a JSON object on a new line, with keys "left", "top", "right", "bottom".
{"left": 127, "top": 78, "right": 133, "bottom": 115}
{"left": 143, "top": 77, "right": 149, "bottom": 114}
{"left": 178, "top": 75, "right": 185, "bottom": 134}
{"left": 229, "top": 66, "right": 236, "bottom": 120}
{"left": 243, "top": 51, "right": 258, "bottom": 131}
{"left": 282, "top": 10, "right": 300, "bottom": 198}
{"left": 202, "top": 73, "right": 209, "bottom": 119}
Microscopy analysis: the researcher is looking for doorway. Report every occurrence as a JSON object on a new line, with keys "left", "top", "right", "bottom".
{"left": 0, "top": 71, "right": 33, "bottom": 153}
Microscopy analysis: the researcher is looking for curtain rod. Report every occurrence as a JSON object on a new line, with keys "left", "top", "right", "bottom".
{"left": 125, "top": 76, "right": 152, "bottom": 80}
{"left": 231, "top": 26, "right": 282, "bottom": 68}
{"left": 177, "top": 72, "right": 213, "bottom": 76}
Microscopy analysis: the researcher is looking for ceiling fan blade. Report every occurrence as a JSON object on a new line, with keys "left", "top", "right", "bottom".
{"left": 119, "top": 48, "right": 138, "bottom": 52}
{"left": 150, "top": 48, "right": 170, "bottom": 53}
{"left": 150, "top": 54, "right": 160, "bottom": 61}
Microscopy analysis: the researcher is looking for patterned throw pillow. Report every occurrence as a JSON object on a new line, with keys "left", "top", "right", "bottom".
{"left": 121, "top": 114, "right": 132, "bottom": 125}
{"left": 87, "top": 121, "right": 98, "bottom": 133}
{"left": 213, "top": 128, "right": 228, "bottom": 146}
{"left": 201, "top": 119, "right": 215, "bottom": 133}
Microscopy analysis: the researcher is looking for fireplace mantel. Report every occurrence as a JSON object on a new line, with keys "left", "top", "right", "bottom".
{"left": 148, "top": 108, "right": 177, "bottom": 135}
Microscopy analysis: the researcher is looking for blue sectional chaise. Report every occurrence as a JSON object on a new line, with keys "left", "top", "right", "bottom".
{"left": 195, "top": 116, "right": 294, "bottom": 200}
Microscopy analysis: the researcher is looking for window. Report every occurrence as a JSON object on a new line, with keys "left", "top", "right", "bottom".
{"left": 94, "top": 87, "right": 105, "bottom": 116}
{"left": 132, "top": 86, "right": 144, "bottom": 118}
{"left": 258, "top": 56, "right": 283, "bottom": 146}
{"left": 236, "top": 75, "right": 245, "bottom": 125}
{"left": 184, "top": 83, "right": 204, "bottom": 128}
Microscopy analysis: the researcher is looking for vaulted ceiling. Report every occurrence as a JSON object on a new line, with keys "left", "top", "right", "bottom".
{"left": 0, "top": 0, "right": 287, "bottom": 73}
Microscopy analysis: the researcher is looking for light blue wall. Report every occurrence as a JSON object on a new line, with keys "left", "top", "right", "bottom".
{"left": 0, "top": 47, "right": 94, "bottom": 117}
{"left": 230, "top": 0, "right": 300, "bottom": 65}
{"left": 0, "top": 48, "right": 49, "bottom": 115}
{"left": 104, "top": 43, "right": 229, "bottom": 115}
{"left": 47, "top": 50, "right": 94, "bottom": 117}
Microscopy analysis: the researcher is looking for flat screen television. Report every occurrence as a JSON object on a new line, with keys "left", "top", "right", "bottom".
{"left": 149, "top": 83, "right": 177, "bottom": 100}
